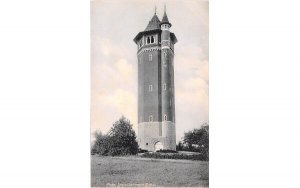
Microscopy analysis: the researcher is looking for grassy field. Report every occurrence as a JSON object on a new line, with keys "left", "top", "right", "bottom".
{"left": 91, "top": 155, "right": 209, "bottom": 187}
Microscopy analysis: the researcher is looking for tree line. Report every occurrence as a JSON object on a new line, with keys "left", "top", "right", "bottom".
{"left": 91, "top": 116, "right": 209, "bottom": 160}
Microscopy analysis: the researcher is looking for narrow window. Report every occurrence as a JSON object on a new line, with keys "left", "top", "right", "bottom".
{"left": 151, "top": 36, "right": 154, "bottom": 43}
{"left": 149, "top": 54, "right": 152, "bottom": 61}
{"left": 163, "top": 83, "right": 166, "bottom": 90}
{"left": 147, "top": 37, "right": 150, "bottom": 44}
{"left": 146, "top": 143, "right": 148, "bottom": 146}
{"left": 164, "top": 115, "right": 167, "bottom": 121}
{"left": 149, "top": 115, "right": 153, "bottom": 122}
{"left": 149, "top": 84, "right": 152, "bottom": 92}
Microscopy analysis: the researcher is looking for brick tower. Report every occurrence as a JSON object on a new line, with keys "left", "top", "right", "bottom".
{"left": 133, "top": 7, "right": 177, "bottom": 151}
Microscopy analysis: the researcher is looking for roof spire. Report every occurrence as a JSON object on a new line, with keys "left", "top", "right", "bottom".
{"left": 161, "top": 4, "right": 172, "bottom": 27}
{"left": 144, "top": 8, "right": 161, "bottom": 31}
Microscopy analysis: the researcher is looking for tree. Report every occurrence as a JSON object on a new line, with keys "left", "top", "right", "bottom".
{"left": 91, "top": 116, "right": 139, "bottom": 156}
{"left": 176, "top": 141, "right": 183, "bottom": 151}
{"left": 107, "top": 116, "right": 139, "bottom": 156}
{"left": 91, "top": 131, "right": 110, "bottom": 155}
{"left": 183, "top": 123, "right": 209, "bottom": 160}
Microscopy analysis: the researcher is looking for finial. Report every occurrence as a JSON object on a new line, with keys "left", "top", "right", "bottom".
{"left": 164, "top": 4, "right": 166, "bottom": 13}
{"left": 155, "top": 6, "right": 157, "bottom": 15}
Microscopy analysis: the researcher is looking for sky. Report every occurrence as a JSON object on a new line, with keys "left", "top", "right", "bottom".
{"left": 91, "top": 0, "right": 208, "bottom": 142}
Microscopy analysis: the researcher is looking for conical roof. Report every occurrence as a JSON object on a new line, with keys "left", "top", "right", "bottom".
{"left": 161, "top": 11, "right": 170, "bottom": 23}
{"left": 145, "top": 14, "right": 161, "bottom": 31}
{"left": 160, "top": 5, "right": 172, "bottom": 27}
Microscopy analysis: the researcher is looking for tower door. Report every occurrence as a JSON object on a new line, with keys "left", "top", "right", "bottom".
{"left": 154, "top": 142, "right": 163, "bottom": 151}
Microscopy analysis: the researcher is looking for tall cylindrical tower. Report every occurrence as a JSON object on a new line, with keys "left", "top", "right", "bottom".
{"left": 160, "top": 8, "right": 176, "bottom": 150}
{"left": 133, "top": 7, "right": 177, "bottom": 151}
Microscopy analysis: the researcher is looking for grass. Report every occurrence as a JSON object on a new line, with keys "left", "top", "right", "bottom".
{"left": 91, "top": 155, "right": 209, "bottom": 187}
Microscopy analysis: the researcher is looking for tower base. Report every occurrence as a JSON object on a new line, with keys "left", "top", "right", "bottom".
{"left": 138, "top": 121, "right": 176, "bottom": 151}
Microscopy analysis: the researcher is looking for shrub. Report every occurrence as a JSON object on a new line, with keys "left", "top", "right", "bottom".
{"left": 141, "top": 152, "right": 208, "bottom": 161}
{"left": 156, "top": 149, "right": 178, "bottom": 153}
{"left": 138, "top": 148, "right": 148, "bottom": 153}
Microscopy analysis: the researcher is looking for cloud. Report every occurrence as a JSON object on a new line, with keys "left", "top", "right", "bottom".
{"left": 91, "top": 56, "right": 137, "bottom": 140}
{"left": 92, "top": 57, "right": 136, "bottom": 92}
{"left": 91, "top": 88, "right": 137, "bottom": 140}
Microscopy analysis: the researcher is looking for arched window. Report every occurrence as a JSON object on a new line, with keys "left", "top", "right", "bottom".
{"left": 147, "top": 37, "right": 150, "bottom": 44}
{"left": 164, "top": 115, "right": 167, "bottom": 121}
{"left": 149, "top": 84, "right": 153, "bottom": 92}
{"left": 149, "top": 115, "right": 153, "bottom": 122}
{"left": 154, "top": 142, "right": 163, "bottom": 151}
